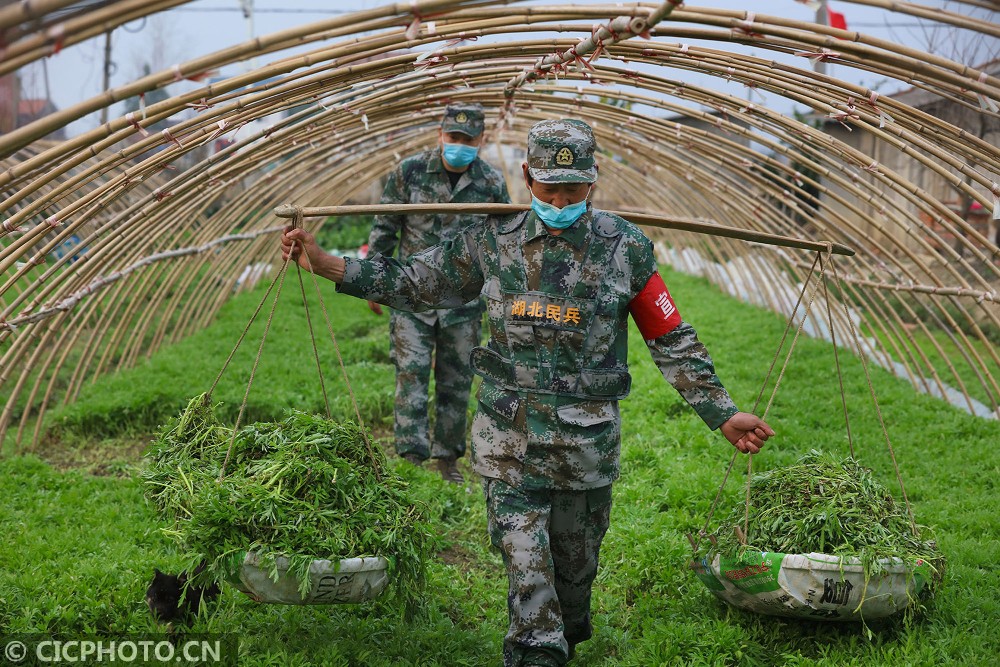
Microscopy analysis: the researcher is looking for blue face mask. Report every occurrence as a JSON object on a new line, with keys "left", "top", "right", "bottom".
{"left": 531, "top": 190, "right": 591, "bottom": 229}
{"left": 442, "top": 142, "right": 479, "bottom": 168}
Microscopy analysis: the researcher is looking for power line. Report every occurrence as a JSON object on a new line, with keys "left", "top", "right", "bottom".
{"left": 173, "top": 6, "right": 352, "bottom": 13}
{"left": 849, "top": 22, "right": 961, "bottom": 28}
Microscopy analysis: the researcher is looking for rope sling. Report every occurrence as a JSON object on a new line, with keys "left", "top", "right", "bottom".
{"left": 691, "top": 246, "right": 917, "bottom": 556}
{"left": 682, "top": 244, "right": 941, "bottom": 622}
{"left": 207, "top": 205, "right": 379, "bottom": 482}
{"left": 144, "top": 206, "right": 403, "bottom": 607}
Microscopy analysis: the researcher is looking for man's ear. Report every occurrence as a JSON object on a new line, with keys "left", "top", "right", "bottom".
{"left": 522, "top": 163, "right": 532, "bottom": 188}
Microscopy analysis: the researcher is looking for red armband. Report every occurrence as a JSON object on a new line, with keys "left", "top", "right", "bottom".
{"left": 629, "top": 272, "right": 682, "bottom": 339}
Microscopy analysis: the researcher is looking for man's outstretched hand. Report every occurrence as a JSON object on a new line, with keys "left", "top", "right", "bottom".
{"left": 720, "top": 412, "right": 774, "bottom": 454}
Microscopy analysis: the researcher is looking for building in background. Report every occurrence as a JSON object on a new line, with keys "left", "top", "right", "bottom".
{"left": 0, "top": 73, "right": 18, "bottom": 134}
{"left": 17, "top": 97, "right": 65, "bottom": 140}
{"left": 819, "top": 59, "right": 1000, "bottom": 262}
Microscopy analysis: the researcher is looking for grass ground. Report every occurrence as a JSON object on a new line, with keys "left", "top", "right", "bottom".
{"left": 2, "top": 267, "right": 998, "bottom": 666}
{"left": 864, "top": 316, "right": 999, "bottom": 413}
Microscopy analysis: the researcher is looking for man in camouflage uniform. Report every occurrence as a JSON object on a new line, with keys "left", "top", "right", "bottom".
{"left": 282, "top": 119, "right": 774, "bottom": 666}
{"left": 366, "top": 103, "right": 510, "bottom": 483}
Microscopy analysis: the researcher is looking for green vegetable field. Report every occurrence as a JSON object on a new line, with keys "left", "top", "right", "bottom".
{"left": 2, "top": 268, "right": 998, "bottom": 666}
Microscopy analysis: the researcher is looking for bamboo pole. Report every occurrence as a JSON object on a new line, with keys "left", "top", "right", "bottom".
{"left": 0, "top": 0, "right": 512, "bottom": 157}
{"left": 273, "top": 203, "right": 856, "bottom": 256}
{"left": 502, "top": 0, "right": 682, "bottom": 97}
{"left": 0, "top": 0, "right": 81, "bottom": 30}
{"left": 0, "top": 0, "right": 192, "bottom": 77}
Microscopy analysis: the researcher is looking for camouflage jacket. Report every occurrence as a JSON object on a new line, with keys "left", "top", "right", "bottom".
{"left": 341, "top": 207, "right": 738, "bottom": 489}
{"left": 367, "top": 147, "right": 510, "bottom": 326}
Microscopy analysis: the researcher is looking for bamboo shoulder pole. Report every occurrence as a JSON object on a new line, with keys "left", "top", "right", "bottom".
{"left": 273, "top": 203, "right": 855, "bottom": 257}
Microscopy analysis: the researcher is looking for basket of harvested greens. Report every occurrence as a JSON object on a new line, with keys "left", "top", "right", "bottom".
{"left": 691, "top": 451, "right": 944, "bottom": 621}
{"left": 144, "top": 393, "right": 433, "bottom": 609}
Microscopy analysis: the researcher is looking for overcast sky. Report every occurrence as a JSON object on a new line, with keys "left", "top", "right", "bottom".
{"left": 21, "top": 0, "right": 990, "bottom": 138}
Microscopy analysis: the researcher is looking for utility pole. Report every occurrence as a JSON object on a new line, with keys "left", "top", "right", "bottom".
{"left": 815, "top": 0, "right": 828, "bottom": 76}
{"left": 41, "top": 57, "right": 52, "bottom": 103}
{"left": 100, "top": 29, "right": 113, "bottom": 125}
{"left": 240, "top": 0, "right": 257, "bottom": 71}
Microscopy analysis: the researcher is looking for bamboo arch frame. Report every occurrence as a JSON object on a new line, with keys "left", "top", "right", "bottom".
{"left": 1, "top": 0, "right": 998, "bottom": 453}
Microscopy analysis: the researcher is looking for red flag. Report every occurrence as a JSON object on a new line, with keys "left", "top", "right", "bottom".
{"left": 828, "top": 8, "right": 847, "bottom": 31}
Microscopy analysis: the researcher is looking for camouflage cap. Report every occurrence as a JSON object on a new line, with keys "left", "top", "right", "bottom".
{"left": 526, "top": 119, "right": 598, "bottom": 183}
{"left": 441, "top": 103, "right": 485, "bottom": 137}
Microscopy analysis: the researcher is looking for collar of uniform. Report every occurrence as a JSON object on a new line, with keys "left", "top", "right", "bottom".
{"left": 426, "top": 147, "right": 445, "bottom": 174}
{"left": 525, "top": 208, "right": 591, "bottom": 249}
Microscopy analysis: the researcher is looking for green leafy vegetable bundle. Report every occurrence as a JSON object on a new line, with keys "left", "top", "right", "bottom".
{"left": 143, "top": 393, "right": 434, "bottom": 612}
{"left": 703, "top": 451, "right": 945, "bottom": 591}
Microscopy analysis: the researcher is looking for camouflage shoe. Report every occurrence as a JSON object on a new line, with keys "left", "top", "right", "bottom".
{"left": 435, "top": 457, "right": 464, "bottom": 484}
{"left": 402, "top": 453, "right": 424, "bottom": 467}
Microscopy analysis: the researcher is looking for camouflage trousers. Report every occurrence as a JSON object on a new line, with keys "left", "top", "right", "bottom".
{"left": 389, "top": 311, "right": 480, "bottom": 460}
{"left": 484, "top": 477, "right": 613, "bottom": 667}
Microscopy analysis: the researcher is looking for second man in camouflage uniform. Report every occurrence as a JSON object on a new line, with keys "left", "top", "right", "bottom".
{"left": 366, "top": 103, "right": 511, "bottom": 483}
{"left": 282, "top": 119, "right": 773, "bottom": 666}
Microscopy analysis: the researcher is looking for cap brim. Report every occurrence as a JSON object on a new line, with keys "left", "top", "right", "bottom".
{"left": 441, "top": 122, "right": 483, "bottom": 137}
{"left": 529, "top": 167, "right": 597, "bottom": 183}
